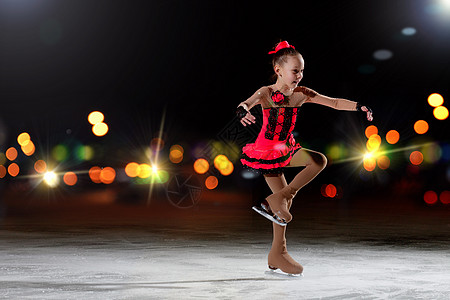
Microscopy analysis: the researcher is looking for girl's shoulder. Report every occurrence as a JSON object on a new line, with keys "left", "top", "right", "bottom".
{"left": 294, "top": 86, "right": 318, "bottom": 98}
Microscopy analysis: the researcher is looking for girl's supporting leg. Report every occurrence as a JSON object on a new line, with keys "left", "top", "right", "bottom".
{"left": 264, "top": 174, "right": 303, "bottom": 274}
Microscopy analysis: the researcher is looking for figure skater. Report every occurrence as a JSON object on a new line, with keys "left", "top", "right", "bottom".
{"left": 236, "top": 41, "right": 373, "bottom": 275}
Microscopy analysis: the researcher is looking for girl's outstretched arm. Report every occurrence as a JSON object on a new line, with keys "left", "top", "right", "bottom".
{"left": 237, "top": 87, "right": 270, "bottom": 126}
{"left": 299, "top": 86, "right": 373, "bottom": 121}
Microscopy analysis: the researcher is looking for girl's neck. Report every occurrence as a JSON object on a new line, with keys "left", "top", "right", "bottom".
{"left": 274, "top": 80, "right": 294, "bottom": 96}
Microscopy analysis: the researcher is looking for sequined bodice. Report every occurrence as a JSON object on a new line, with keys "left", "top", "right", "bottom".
{"left": 260, "top": 107, "right": 299, "bottom": 141}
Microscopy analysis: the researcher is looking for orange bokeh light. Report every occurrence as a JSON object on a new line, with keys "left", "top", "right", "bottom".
{"left": 325, "top": 184, "right": 337, "bottom": 198}
{"left": 205, "top": 175, "right": 218, "bottom": 189}
{"left": 385, "top": 130, "right": 400, "bottom": 144}
{"left": 92, "top": 122, "right": 109, "bottom": 136}
{"left": 169, "top": 149, "right": 183, "bottom": 163}
{"left": 21, "top": 140, "right": 35, "bottom": 156}
{"left": 89, "top": 166, "right": 102, "bottom": 183}
{"left": 0, "top": 165, "right": 6, "bottom": 178}
{"left": 34, "top": 160, "right": 47, "bottom": 173}
{"left": 6, "top": 147, "right": 18, "bottom": 161}
{"left": 365, "top": 125, "right": 378, "bottom": 139}
{"left": 194, "top": 158, "right": 209, "bottom": 174}
{"left": 8, "top": 163, "right": 20, "bottom": 177}
{"left": 363, "top": 157, "right": 376, "bottom": 171}
{"left": 366, "top": 134, "right": 381, "bottom": 152}
{"left": 424, "top": 191, "right": 438, "bottom": 205}
{"left": 125, "top": 162, "right": 141, "bottom": 177}
{"left": 409, "top": 151, "right": 423, "bottom": 165}
{"left": 63, "top": 172, "right": 78, "bottom": 186}
{"left": 100, "top": 167, "right": 116, "bottom": 184}
{"left": 377, "top": 155, "right": 390, "bottom": 170}
{"left": 413, "top": 120, "right": 429, "bottom": 135}
{"left": 220, "top": 161, "right": 234, "bottom": 176}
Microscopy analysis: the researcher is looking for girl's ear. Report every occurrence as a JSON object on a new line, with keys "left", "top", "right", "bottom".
{"left": 274, "top": 64, "right": 282, "bottom": 77}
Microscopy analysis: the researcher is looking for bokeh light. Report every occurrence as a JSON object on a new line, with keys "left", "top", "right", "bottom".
{"left": 6, "top": 147, "right": 18, "bottom": 161}
{"left": 424, "top": 190, "right": 438, "bottom": 205}
{"left": 365, "top": 125, "right": 378, "bottom": 139}
{"left": 205, "top": 175, "right": 218, "bottom": 189}
{"left": 0, "top": 153, "right": 6, "bottom": 165}
{"left": 92, "top": 122, "right": 109, "bottom": 136}
{"left": 193, "top": 158, "right": 209, "bottom": 174}
{"left": 422, "top": 143, "right": 442, "bottom": 164}
{"left": 44, "top": 172, "right": 59, "bottom": 187}
{"left": 138, "top": 163, "right": 152, "bottom": 178}
{"left": 363, "top": 156, "right": 376, "bottom": 171}
{"left": 100, "top": 167, "right": 116, "bottom": 184}
{"left": 75, "top": 145, "right": 94, "bottom": 161}
{"left": 63, "top": 172, "right": 78, "bottom": 186}
{"left": 386, "top": 130, "right": 400, "bottom": 144}
{"left": 34, "top": 160, "right": 47, "bottom": 173}
{"left": 401, "top": 27, "right": 416, "bottom": 36}
{"left": 0, "top": 165, "right": 6, "bottom": 178}
{"left": 219, "top": 161, "right": 234, "bottom": 176}
{"left": 17, "top": 132, "right": 31, "bottom": 146}
{"left": 427, "top": 93, "right": 444, "bottom": 107}
{"left": 150, "top": 138, "right": 164, "bottom": 152}
{"left": 88, "top": 111, "right": 104, "bottom": 125}
{"left": 377, "top": 155, "right": 390, "bottom": 170}
{"left": 410, "top": 151, "right": 424, "bottom": 165}
{"left": 373, "top": 49, "right": 393, "bottom": 60}
{"left": 414, "top": 120, "right": 429, "bottom": 134}
{"left": 52, "top": 144, "right": 69, "bottom": 162}
{"left": 8, "top": 163, "right": 20, "bottom": 177}
{"left": 21, "top": 140, "right": 35, "bottom": 156}
{"left": 440, "top": 191, "right": 450, "bottom": 204}
{"left": 433, "top": 106, "right": 449, "bottom": 120}
{"left": 366, "top": 134, "right": 381, "bottom": 152}
{"left": 325, "top": 184, "right": 337, "bottom": 198}
{"left": 169, "top": 145, "right": 184, "bottom": 164}
{"left": 89, "top": 166, "right": 102, "bottom": 183}
{"left": 125, "top": 162, "right": 141, "bottom": 178}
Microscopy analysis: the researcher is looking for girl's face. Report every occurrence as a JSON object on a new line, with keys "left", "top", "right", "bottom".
{"left": 275, "top": 54, "right": 304, "bottom": 89}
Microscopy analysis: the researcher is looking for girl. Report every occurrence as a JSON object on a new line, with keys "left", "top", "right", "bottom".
{"left": 236, "top": 41, "right": 373, "bottom": 275}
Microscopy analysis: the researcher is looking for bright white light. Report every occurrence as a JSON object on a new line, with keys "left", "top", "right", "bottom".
{"left": 152, "top": 165, "right": 158, "bottom": 174}
{"left": 44, "top": 171, "right": 59, "bottom": 187}
{"left": 364, "top": 152, "right": 374, "bottom": 160}
{"left": 441, "top": 0, "right": 450, "bottom": 8}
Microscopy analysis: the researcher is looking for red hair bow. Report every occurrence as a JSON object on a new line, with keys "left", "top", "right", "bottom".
{"left": 268, "top": 41, "right": 295, "bottom": 54}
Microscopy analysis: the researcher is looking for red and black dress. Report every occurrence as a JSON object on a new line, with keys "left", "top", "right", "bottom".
{"left": 241, "top": 105, "right": 301, "bottom": 174}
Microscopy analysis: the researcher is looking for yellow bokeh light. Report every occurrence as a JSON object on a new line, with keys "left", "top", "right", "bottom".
{"left": 219, "top": 161, "right": 234, "bottom": 176}
{"left": 194, "top": 158, "right": 209, "bottom": 174}
{"left": 43, "top": 171, "right": 59, "bottom": 187}
{"left": 125, "top": 162, "right": 141, "bottom": 177}
{"left": 433, "top": 106, "right": 449, "bottom": 120}
{"left": 92, "top": 122, "right": 109, "bottom": 136}
{"left": 6, "top": 147, "right": 18, "bottom": 161}
{"left": 34, "top": 160, "right": 47, "bottom": 174}
{"left": 214, "top": 154, "right": 230, "bottom": 170}
{"left": 138, "top": 163, "right": 152, "bottom": 178}
{"left": 63, "top": 172, "right": 78, "bottom": 186}
{"left": 427, "top": 93, "right": 444, "bottom": 107}
{"left": 17, "top": 132, "right": 31, "bottom": 146}
{"left": 205, "top": 175, "right": 218, "bottom": 189}
{"left": 365, "top": 125, "right": 378, "bottom": 139}
{"left": 413, "top": 120, "right": 429, "bottom": 134}
{"left": 386, "top": 130, "right": 400, "bottom": 144}
{"left": 366, "top": 134, "right": 381, "bottom": 152}
{"left": 88, "top": 111, "right": 105, "bottom": 125}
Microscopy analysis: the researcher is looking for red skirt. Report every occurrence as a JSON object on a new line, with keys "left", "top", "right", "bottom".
{"left": 240, "top": 133, "right": 301, "bottom": 174}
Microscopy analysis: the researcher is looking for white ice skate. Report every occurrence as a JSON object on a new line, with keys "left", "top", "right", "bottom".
{"left": 252, "top": 201, "right": 287, "bottom": 226}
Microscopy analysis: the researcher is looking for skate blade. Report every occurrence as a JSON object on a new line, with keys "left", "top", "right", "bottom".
{"left": 252, "top": 206, "right": 287, "bottom": 226}
{"left": 266, "top": 267, "right": 303, "bottom": 277}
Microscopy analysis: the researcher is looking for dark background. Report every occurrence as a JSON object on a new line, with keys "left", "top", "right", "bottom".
{"left": 0, "top": 0, "right": 449, "bottom": 213}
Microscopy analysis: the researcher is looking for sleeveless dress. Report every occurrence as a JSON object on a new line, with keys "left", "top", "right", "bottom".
{"left": 240, "top": 106, "right": 301, "bottom": 174}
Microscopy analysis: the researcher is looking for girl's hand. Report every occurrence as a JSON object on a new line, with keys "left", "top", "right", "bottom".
{"left": 240, "top": 111, "right": 256, "bottom": 126}
{"left": 361, "top": 106, "right": 373, "bottom": 122}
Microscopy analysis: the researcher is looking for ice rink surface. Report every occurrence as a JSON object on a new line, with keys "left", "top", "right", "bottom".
{"left": 1, "top": 196, "right": 450, "bottom": 299}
